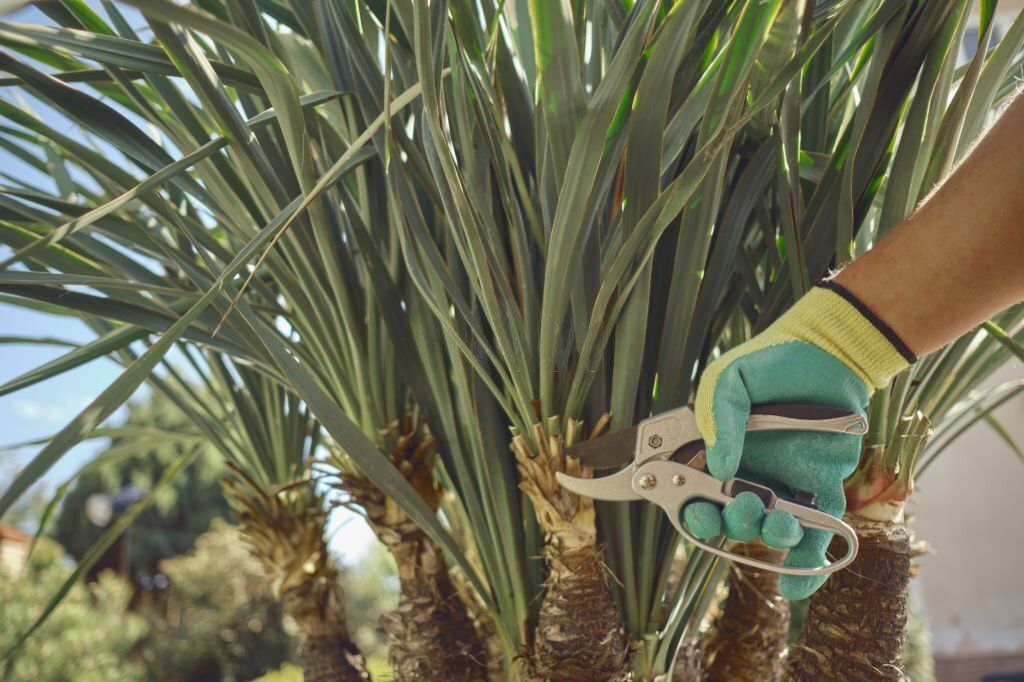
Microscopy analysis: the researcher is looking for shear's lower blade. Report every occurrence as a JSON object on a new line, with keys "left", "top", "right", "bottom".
{"left": 555, "top": 468, "right": 641, "bottom": 501}
{"left": 565, "top": 427, "right": 638, "bottom": 469}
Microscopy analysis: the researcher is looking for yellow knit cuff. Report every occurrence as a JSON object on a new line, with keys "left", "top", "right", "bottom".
{"left": 771, "top": 286, "right": 913, "bottom": 391}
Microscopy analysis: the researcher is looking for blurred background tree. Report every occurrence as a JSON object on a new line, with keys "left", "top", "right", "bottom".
{"left": 3, "top": 388, "right": 399, "bottom": 679}
{"left": 140, "top": 519, "right": 297, "bottom": 682}
{"left": 0, "top": 537, "right": 147, "bottom": 681}
{"left": 51, "top": 396, "right": 230, "bottom": 583}
{"left": 0, "top": 459, "right": 48, "bottom": 534}
{"left": 2, "top": 509, "right": 397, "bottom": 680}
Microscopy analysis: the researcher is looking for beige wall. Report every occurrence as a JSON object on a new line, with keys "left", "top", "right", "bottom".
{"left": 910, "top": 359, "right": 1024, "bottom": 656}
{"left": 917, "top": 7, "right": 1023, "bottom": 662}
{"left": 0, "top": 536, "right": 28, "bottom": 577}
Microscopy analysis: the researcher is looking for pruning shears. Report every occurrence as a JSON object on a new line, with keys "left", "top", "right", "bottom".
{"left": 555, "top": 404, "right": 868, "bottom": 576}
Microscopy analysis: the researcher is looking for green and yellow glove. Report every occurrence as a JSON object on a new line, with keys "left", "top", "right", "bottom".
{"left": 685, "top": 281, "right": 916, "bottom": 600}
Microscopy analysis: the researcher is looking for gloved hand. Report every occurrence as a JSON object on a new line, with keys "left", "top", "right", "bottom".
{"left": 684, "top": 281, "right": 915, "bottom": 599}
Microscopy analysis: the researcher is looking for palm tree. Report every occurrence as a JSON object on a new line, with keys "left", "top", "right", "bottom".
{"left": 0, "top": 1, "right": 495, "bottom": 676}
{"left": 5, "top": 316, "right": 367, "bottom": 678}
{"left": 1, "top": 1, "right": 1023, "bottom": 680}
{"left": 700, "top": 543, "right": 790, "bottom": 680}
{"left": 332, "top": 413, "right": 491, "bottom": 679}
{"left": 195, "top": 360, "right": 367, "bottom": 681}
{"left": 381, "top": 0, "right": 1020, "bottom": 676}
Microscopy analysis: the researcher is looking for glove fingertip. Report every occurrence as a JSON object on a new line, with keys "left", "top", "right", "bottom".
{"left": 705, "top": 441, "right": 741, "bottom": 480}
{"left": 721, "top": 491, "right": 765, "bottom": 542}
{"left": 683, "top": 501, "right": 722, "bottom": 539}
{"left": 778, "top": 531, "right": 833, "bottom": 600}
{"left": 762, "top": 510, "right": 804, "bottom": 549}
{"left": 778, "top": 573, "right": 828, "bottom": 601}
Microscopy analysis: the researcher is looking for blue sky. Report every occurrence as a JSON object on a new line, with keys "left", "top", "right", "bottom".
{"left": 0, "top": 305, "right": 376, "bottom": 563}
{"left": 0, "top": 305, "right": 124, "bottom": 482}
{"left": 0, "top": 2, "right": 375, "bottom": 562}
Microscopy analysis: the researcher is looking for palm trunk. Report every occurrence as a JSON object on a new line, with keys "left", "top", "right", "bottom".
{"left": 513, "top": 419, "right": 630, "bottom": 682}
{"left": 534, "top": 539, "right": 628, "bottom": 680}
{"left": 344, "top": 422, "right": 490, "bottom": 680}
{"left": 784, "top": 515, "right": 910, "bottom": 681}
{"left": 701, "top": 542, "right": 790, "bottom": 681}
{"left": 222, "top": 475, "right": 367, "bottom": 681}
{"left": 445, "top": 543, "right": 505, "bottom": 679}
{"left": 783, "top": 436, "right": 925, "bottom": 681}
{"left": 279, "top": 569, "right": 367, "bottom": 682}
{"left": 374, "top": 523, "right": 489, "bottom": 679}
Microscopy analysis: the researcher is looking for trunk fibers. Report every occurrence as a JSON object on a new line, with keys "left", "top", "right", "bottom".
{"left": 373, "top": 522, "right": 490, "bottom": 679}
{"left": 222, "top": 474, "right": 367, "bottom": 682}
{"left": 702, "top": 542, "right": 790, "bottom": 681}
{"left": 513, "top": 418, "right": 630, "bottom": 682}
{"left": 279, "top": 570, "right": 367, "bottom": 682}
{"left": 785, "top": 516, "right": 910, "bottom": 681}
{"left": 534, "top": 540, "right": 629, "bottom": 680}
{"left": 344, "top": 421, "right": 490, "bottom": 681}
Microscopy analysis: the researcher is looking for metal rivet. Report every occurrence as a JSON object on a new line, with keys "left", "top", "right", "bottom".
{"left": 672, "top": 474, "right": 686, "bottom": 486}
{"left": 639, "top": 474, "right": 657, "bottom": 490}
{"left": 648, "top": 434, "right": 663, "bottom": 448}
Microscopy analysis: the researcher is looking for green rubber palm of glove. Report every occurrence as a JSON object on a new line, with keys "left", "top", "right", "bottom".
{"left": 685, "top": 284, "right": 914, "bottom": 600}
{"left": 684, "top": 342, "right": 867, "bottom": 600}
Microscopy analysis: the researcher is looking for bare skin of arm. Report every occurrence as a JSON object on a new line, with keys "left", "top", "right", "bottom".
{"left": 834, "top": 92, "right": 1024, "bottom": 356}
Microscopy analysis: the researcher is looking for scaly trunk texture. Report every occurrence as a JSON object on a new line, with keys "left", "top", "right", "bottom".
{"left": 445, "top": 552, "right": 505, "bottom": 680}
{"left": 375, "top": 524, "right": 489, "bottom": 680}
{"left": 702, "top": 542, "right": 790, "bottom": 681}
{"left": 785, "top": 516, "right": 910, "bottom": 681}
{"left": 222, "top": 474, "right": 366, "bottom": 682}
{"left": 534, "top": 540, "right": 628, "bottom": 680}
{"left": 279, "top": 573, "right": 367, "bottom": 682}
{"left": 512, "top": 418, "right": 630, "bottom": 681}
{"left": 343, "top": 419, "right": 490, "bottom": 681}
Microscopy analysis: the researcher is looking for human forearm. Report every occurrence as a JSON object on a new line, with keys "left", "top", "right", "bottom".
{"left": 687, "top": 93, "right": 1024, "bottom": 605}
{"left": 834, "top": 92, "right": 1024, "bottom": 356}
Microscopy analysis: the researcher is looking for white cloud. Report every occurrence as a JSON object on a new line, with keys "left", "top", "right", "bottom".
{"left": 10, "top": 398, "right": 83, "bottom": 424}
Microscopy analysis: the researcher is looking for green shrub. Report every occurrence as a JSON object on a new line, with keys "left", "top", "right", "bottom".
{"left": 0, "top": 538, "right": 147, "bottom": 681}
{"left": 139, "top": 519, "right": 297, "bottom": 681}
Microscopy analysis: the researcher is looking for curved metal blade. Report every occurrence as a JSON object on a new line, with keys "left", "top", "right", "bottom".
{"left": 565, "top": 426, "right": 637, "bottom": 469}
{"left": 555, "top": 468, "right": 641, "bottom": 501}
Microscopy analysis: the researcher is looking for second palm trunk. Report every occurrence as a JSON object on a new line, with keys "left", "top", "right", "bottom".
{"left": 342, "top": 417, "right": 490, "bottom": 680}
{"left": 222, "top": 477, "right": 366, "bottom": 682}
{"left": 513, "top": 421, "right": 630, "bottom": 681}
{"left": 701, "top": 542, "right": 790, "bottom": 681}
